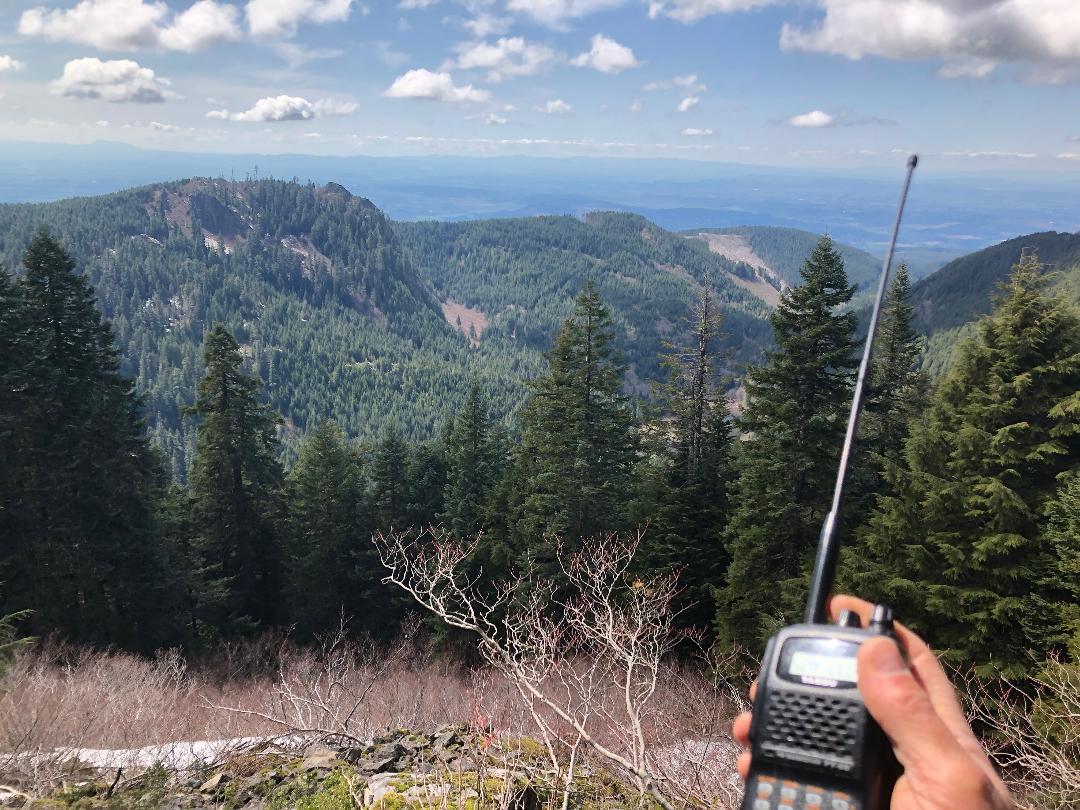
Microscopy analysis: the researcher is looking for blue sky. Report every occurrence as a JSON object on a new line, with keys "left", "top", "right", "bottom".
{"left": 0, "top": 0, "right": 1077, "bottom": 170}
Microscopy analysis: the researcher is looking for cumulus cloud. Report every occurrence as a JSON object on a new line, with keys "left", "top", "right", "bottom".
{"left": 536, "top": 98, "right": 572, "bottom": 114}
{"left": 148, "top": 120, "right": 180, "bottom": 131}
{"left": 789, "top": 109, "right": 834, "bottom": 127}
{"left": 52, "top": 57, "right": 175, "bottom": 103}
{"left": 780, "top": 0, "right": 1080, "bottom": 71}
{"left": 677, "top": 96, "right": 699, "bottom": 112}
{"left": 246, "top": 0, "right": 355, "bottom": 38}
{"left": 384, "top": 69, "right": 491, "bottom": 102}
{"left": 629, "top": 98, "right": 642, "bottom": 112}
{"left": 0, "top": 55, "right": 26, "bottom": 73}
{"left": 225, "top": 95, "right": 358, "bottom": 121}
{"left": 571, "top": 34, "right": 640, "bottom": 74}
{"left": 449, "top": 37, "right": 556, "bottom": 82}
{"left": 20, "top": 0, "right": 240, "bottom": 52}
{"left": 682, "top": 127, "right": 714, "bottom": 135}
{"left": 463, "top": 13, "right": 511, "bottom": 37}
{"left": 648, "top": 0, "right": 779, "bottom": 23}
{"left": 507, "top": 0, "right": 626, "bottom": 27}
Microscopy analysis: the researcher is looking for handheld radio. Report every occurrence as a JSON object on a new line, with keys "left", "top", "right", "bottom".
{"left": 740, "top": 155, "right": 919, "bottom": 810}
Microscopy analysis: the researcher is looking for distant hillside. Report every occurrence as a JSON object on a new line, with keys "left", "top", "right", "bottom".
{"left": 911, "top": 231, "right": 1080, "bottom": 373}
{"left": 0, "top": 179, "right": 531, "bottom": 474}
{"left": 687, "top": 226, "right": 882, "bottom": 286}
{"left": 0, "top": 184, "right": 778, "bottom": 474}
{"left": 394, "top": 212, "right": 773, "bottom": 389}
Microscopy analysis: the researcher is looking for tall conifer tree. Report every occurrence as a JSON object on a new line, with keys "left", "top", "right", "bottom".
{"left": 369, "top": 425, "right": 411, "bottom": 531}
{"left": 851, "top": 254, "right": 1080, "bottom": 676}
{"left": 716, "top": 236, "right": 858, "bottom": 649}
{"left": 443, "top": 382, "right": 501, "bottom": 538}
{"left": 0, "top": 233, "right": 174, "bottom": 649}
{"left": 513, "top": 282, "right": 637, "bottom": 550}
{"left": 186, "top": 324, "right": 284, "bottom": 634}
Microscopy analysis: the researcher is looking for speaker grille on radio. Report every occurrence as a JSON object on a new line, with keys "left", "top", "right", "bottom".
{"left": 762, "top": 691, "right": 860, "bottom": 759}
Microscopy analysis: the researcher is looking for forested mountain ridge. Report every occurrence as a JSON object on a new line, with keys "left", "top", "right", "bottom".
{"left": 909, "top": 230, "right": 1080, "bottom": 372}
{"left": 0, "top": 178, "right": 523, "bottom": 475}
{"left": 394, "top": 211, "right": 774, "bottom": 387}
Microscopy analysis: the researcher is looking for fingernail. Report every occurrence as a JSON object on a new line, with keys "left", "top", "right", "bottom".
{"left": 863, "top": 638, "right": 906, "bottom": 674}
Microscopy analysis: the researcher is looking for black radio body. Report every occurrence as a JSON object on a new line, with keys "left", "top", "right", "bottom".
{"left": 741, "top": 618, "right": 901, "bottom": 810}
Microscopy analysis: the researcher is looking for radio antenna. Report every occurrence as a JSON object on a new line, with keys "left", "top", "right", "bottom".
{"left": 804, "top": 154, "right": 919, "bottom": 625}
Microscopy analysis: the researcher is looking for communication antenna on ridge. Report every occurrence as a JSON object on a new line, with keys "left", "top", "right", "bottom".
{"left": 803, "top": 154, "right": 919, "bottom": 625}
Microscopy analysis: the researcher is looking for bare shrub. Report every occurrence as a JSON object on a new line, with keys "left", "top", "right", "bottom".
{"left": 374, "top": 526, "right": 747, "bottom": 809}
{"left": 962, "top": 659, "right": 1080, "bottom": 810}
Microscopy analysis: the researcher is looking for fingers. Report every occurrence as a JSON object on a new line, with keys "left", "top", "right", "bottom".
{"left": 857, "top": 637, "right": 973, "bottom": 776}
{"left": 829, "top": 595, "right": 979, "bottom": 750}
{"left": 737, "top": 751, "right": 751, "bottom": 780}
{"left": 733, "top": 712, "right": 751, "bottom": 745}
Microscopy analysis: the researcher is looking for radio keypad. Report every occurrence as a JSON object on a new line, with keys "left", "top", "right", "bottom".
{"left": 747, "top": 776, "right": 858, "bottom": 810}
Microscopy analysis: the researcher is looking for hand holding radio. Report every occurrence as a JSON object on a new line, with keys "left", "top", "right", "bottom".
{"left": 733, "top": 595, "right": 1014, "bottom": 810}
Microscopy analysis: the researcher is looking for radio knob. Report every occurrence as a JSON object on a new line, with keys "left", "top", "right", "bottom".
{"left": 869, "top": 604, "right": 895, "bottom": 635}
{"left": 836, "top": 610, "right": 861, "bottom": 628}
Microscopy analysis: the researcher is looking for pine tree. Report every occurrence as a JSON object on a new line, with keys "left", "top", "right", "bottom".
{"left": 513, "top": 282, "right": 637, "bottom": 550}
{"left": 443, "top": 382, "right": 501, "bottom": 538}
{"left": 716, "top": 236, "right": 858, "bottom": 649}
{"left": 186, "top": 324, "right": 284, "bottom": 635}
{"left": 1044, "top": 474, "right": 1080, "bottom": 659}
{"left": 285, "top": 420, "right": 369, "bottom": 637}
{"left": 406, "top": 440, "right": 447, "bottom": 528}
{"left": 851, "top": 253, "right": 1080, "bottom": 676}
{"left": 0, "top": 233, "right": 176, "bottom": 649}
{"left": 636, "top": 279, "right": 735, "bottom": 632}
{"left": 369, "top": 425, "right": 411, "bottom": 531}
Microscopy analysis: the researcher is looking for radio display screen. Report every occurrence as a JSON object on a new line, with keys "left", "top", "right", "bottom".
{"left": 779, "top": 638, "right": 860, "bottom": 687}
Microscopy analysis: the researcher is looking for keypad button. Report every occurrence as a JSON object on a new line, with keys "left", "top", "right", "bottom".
{"left": 757, "top": 781, "right": 774, "bottom": 797}
{"left": 753, "top": 800, "right": 771, "bottom": 810}
{"left": 831, "top": 800, "right": 850, "bottom": 810}
{"left": 780, "top": 786, "right": 798, "bottom": 801}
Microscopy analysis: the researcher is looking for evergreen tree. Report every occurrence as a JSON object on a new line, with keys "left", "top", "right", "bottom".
{"left": 851, "top": 254, "right": 1080, "bottom": 676}
{"left": 0, "top": 233, "right": 175, "bottom": 650}
{"left": 636, "top": 279, "right": 735, "bottom": 632}
{"left": 443, "top": 382, "right": 501, "bottom": 538}
{"left": 716, "top": 236, "right": 858, "bottom": 649}
{"left": 405, "top": 440, "right": 447, "bottom": 528}
{"left": 285, "top": 420, "right": 369, "bottom": 638}
{"left": 369, "top": 425, "right": 411, "bottom": 530}
{"left": 186, "top": 324, "right": 284, "bottom": 635}
{"left": 1044, "top": 474, "right": 1080, "bottom": 660}
{"left": 512, "top": 282, "right": 637, "bottom": 550}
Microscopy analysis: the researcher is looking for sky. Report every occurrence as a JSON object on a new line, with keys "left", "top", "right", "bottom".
{"left": 0, "top": 0, "right": 1077, "bottom": 170}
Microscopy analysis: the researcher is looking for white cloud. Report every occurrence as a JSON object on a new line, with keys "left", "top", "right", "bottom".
{"left": 463, "top": 13, "right": 511, "bottom": 37}
{"left": 272, "top": 42, "right": 345, "bottom": 67}
{"left": 943, "top": 150, "right": 1037, "bottom": 159}
{"left": 399, "top": 0, "right": 438, "bottom": 7}
{"left": 937, "top": 59, "right": 997, "bottom": 79}
{"left": 648, "top": 0, "right": 778, "bottom": 23}
{"left": 507, "top": 0, "right": 626, "bottom": 27}
{"left": 468, "top": 112, "right": 508, "bottom": 125}
{"left": 571, "top": 34, "right": 639, "bottom": 74}
{"left": 629, "top": 98, "right": 642, "bottom": 112}
{"left": 536, "top": 98, "right": 572, "bottom": 114}
{"left": 148, "top": 120, "right": 180, "bottom": 131}
{"left": 232, "top": 95, "right": 315, "bottom": 121}
{"left": 682, "top": 127, "right": 713, "bottom": 135}
{"left": 95, "top": 119, "right": 110, "bottom": 127}
{"left": 246, "top": 0, "right": 355, "bottom": 38}
{"left": 20, "top": 0, "right": 240, "bottom": 52}
{"left": 383, "top": 68, "right": 491, "bottom": 102}
{"left": 780, "top": 1, "right": 1080, "bottom": 71}
{"left": 677, "top": 96, "right": 699, "bottom": 112}
{"left": 449, "top": 37, "right": 556, "bottom": 82}
{"left": 0, "top": 55, "right": 26, "bottom": 73}
{"left": 1068, "top": 135, "right": 1080, "bottom": 143}
{"left": 160, "top": 1, "right": 242, "bottom": 51}
{"left": 1058, "top": 152, "right": 1080, "bottom": 160}
{"left": 789, "top": 109, "right": 834, "bottom": 127}
{"left": 226, "top": 94, "right": 358, "bottom": 121}
{"left": 52, "top": 57, "right": 175, "bottom": 103}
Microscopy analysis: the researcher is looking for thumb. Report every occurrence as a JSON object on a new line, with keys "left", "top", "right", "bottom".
{"left": 857, "top": 637, "right": 969, "bottom": 774}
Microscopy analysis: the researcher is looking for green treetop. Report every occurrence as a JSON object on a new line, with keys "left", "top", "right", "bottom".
{"left": 716, "top": 235, "right": 858, "bottom": 650}
{"left": 851, "top": 253, "right": 1080, "bottom": 676}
